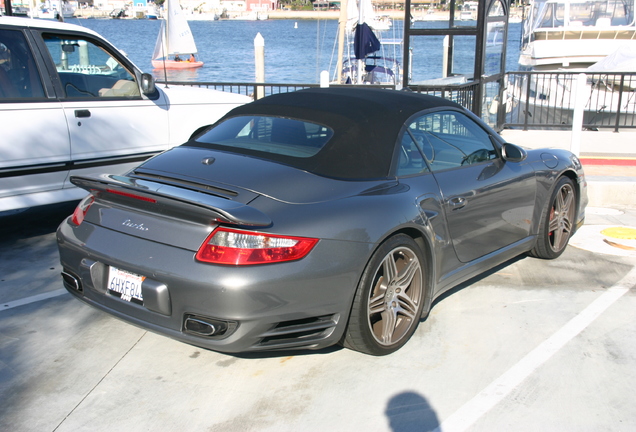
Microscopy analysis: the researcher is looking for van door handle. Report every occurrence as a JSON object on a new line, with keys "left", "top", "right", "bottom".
{"left": 75, "top": 109, "right": 91, "bottom": 118}
{"left": 448, "top": 197, "right": 466, "bottom": 210}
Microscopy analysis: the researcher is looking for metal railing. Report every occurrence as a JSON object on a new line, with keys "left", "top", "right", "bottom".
{"left": 503, "top": 71, "right": 636, "bottom": 131}
{"left": 159, "top": 80, "right": 478, "bottom": 115}
{"left": 408, "top": 81, "right": 479, "bottom": 113}
{"left": 161, "top": 73, "right": 636, "bottom": 132}
{"left": 156, "top": 81, "right": 395, "bottom": 99}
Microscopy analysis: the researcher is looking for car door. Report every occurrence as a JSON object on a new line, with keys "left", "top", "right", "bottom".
{"left": 0, "top": 27, "right": 70, "bottom": 210}
{"left": 37, "top": 30, "right": 170, "bottom": 185}
{"left": 407, "top": 110, "right": 536, "bottom": 263}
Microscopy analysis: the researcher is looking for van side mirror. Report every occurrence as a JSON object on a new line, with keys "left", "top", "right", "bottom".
{"left": 140, "top": 73, "right": 156, "bottom": 95}
{"left": 502, "top": 143, "right": 527, "bottom": 163}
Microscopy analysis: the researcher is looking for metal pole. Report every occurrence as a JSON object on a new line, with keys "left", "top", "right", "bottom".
{"left": 523, "top": 73, "right": 531, "bottom": 130}
{"left": 472, "top": 0, "right": 488, "bottom": 117}
{"left": 356, "top": 0, "right": 364, "bottom": 84}
{"left": 613, "top": 74, "right": 625, "bottom": 133}
{"left": 402, "top": 0, "right": 412, "bottom": 89}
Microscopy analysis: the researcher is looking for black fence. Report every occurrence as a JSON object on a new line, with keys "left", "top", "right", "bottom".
{"left": 408, "top": 81, "right": 479, "bottom": 113}
{"left": 160, "top": 72, "right": 636, "bottom": 132}
{"left": 503, "top": 72, "right": 636, "bottom": 132}
{"left": 157, "top": 81, "right": 395, "bottom": 98}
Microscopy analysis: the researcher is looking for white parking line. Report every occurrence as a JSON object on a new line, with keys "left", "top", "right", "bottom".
{"left": 1, "top": 289, "right": 68, "bottom": 312}
{"left": 434, "top": 266, "right": 636, "bottom": 432}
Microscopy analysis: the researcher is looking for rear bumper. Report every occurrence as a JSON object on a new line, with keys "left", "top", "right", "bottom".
{"left": 57, "top": 217, "right": 372, "bottom": 353}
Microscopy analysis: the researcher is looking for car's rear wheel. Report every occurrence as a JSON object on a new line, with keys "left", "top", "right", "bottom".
{"left": 343, "top": 234, "right": 427, "bottom": 355}
{"left": 530, "top": 176, "right": 576, "bottom": 259}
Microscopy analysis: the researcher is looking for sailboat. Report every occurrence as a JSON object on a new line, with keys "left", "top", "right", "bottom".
{"left": 334, "top": 0, "right": 402, "bottom": 85}
{"left": 151, "top": 0, "right": 203, "bottom": 70}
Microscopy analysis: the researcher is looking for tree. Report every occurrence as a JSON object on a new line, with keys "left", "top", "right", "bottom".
{"left": 279, "top": 0, "right": 314, "bottom": 11}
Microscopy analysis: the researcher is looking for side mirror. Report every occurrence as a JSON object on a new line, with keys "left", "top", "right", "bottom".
{"left": 140, "top": 73, "right": 156, "bottom": 95}
{"left": 502, "top": 143, "right": 527, "bottom": 163}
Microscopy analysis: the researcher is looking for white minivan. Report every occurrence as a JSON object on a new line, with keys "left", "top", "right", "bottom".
{"left": 0, "top": 16, "right": 251, "bottom": 211}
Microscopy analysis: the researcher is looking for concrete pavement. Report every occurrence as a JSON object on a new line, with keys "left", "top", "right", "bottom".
{"left": 1, "top": 200, "right": 636, "bottom": 431}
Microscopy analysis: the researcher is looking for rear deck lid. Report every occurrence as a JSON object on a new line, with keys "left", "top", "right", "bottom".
{"left": 134, "top": 146, "right": 395, "bottom": 205}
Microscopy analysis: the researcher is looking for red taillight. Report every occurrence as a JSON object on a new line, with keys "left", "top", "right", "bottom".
{"left": 71, "top": 195, "right": 95, "bottom": 226}
{"left": 196, "top": 227, "right": 318, "bottom": 265}
{"left": 106, "top": 188, "right": 157, "bottom": 203}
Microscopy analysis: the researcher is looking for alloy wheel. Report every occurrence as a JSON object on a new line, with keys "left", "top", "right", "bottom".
{"left": 367, "top": 246, "right": 423, "bottom": 346}
{"left": 548, "top": 182, "right": 575, "bottom": 253}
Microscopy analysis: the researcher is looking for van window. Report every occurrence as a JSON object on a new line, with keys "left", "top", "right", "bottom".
{"left": 0, "top": 29, "right": 45, "bottom": 100}
{"left": 43, "top": 34, "right": 140, "bottom": 99}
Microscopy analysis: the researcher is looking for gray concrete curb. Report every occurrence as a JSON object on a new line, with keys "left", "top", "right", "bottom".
{"left": 587, "top": 179, "right": 636, "bottom": 209}
{"left": 499, "top": 129, "right": 636, "bottom": 209}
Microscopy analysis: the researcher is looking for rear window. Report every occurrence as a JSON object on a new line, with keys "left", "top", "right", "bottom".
{"left": 196, "top": 116, "right": 333, "bottom": 158}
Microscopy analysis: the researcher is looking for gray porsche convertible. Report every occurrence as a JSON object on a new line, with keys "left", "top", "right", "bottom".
{"left": 57, "top": 88, "right": 587, "bottom": 356}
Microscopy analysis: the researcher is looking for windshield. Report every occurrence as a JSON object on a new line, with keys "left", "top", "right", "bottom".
{"left": 532, "top": 0, "right": 635, "bottom": 29}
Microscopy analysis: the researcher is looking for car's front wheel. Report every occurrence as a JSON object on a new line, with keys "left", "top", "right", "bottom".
{"left": 530, "top": 176, "right": 577, "bottom": 259}
{"left": 343, "top": 234, "right": 427, "bottom": 355}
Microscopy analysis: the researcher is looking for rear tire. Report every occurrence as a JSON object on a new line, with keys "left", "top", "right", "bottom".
{"left": 530, "top": 176, "right": 576, "bottom": 259}
{"left": 343, "top": 234, "right": 427, "bottom": 356}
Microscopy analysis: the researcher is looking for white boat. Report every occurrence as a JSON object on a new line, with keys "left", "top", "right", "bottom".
{"left": 35, "top": 0, "right": 76, "bottom": 19}
{"left": 146, "top": 6, "right": 159, "bottom": 19}
{"left": 185, "top": 12, "right": 220, "bottom": 21}
{"left": 229, "top": 11, "right": 268, "bottom": 20}
{"left": 507, "top": 0, "right": 636, "bottom": 127}
{"left": 459, "top": 1, "right": 478, "bottom": 20}
{"left": 152, "top": 0, "right": 203, "bottom": 70}
{"left": 333, "top": 0, "right": 402, "bottom": 85}
{"left": 519, "top": 0, "right": 636, "bottom": 71}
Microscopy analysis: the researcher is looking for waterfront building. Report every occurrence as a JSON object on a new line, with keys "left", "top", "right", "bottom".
{"left": 218, "top": 0, "right": 244, "bottom": 12}
{"left": 246, "top": 0, "right": 276, "bottom": 12}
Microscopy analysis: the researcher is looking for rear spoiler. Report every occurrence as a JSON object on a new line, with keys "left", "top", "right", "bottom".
{"left": 70, "top": 174, "right": 272, "bottom": 227}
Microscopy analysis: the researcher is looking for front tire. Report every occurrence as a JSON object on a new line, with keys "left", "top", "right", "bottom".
{"left": 343, "top": 234, "right": 427, "bottom": 355}
{"left": 530, "top": 176, "right": 577, "bottom": 259}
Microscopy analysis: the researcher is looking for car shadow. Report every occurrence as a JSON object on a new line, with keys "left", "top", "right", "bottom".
{"left": 228, "top": 344, "right": 344, "bottom": 359}
{"left": 0, "top": 201, "right": 79, "bottom": 243}
{"left": 424, "top": 254, "right": 528, "bottom": 320}
{"left": 219, "top": 256, "right": 531, "bottom": 359}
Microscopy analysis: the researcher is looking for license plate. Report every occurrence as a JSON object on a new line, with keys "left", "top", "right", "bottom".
{"left": 107, "top": 266, "right": 145, "bottom": 303}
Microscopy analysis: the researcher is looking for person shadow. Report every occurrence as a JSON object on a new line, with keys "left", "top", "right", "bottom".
{"left": 385, "top": 391, "right": 440, "bottom": 432}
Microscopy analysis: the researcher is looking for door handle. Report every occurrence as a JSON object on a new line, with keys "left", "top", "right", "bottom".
{"left": 75, "top": 109, "right": 91, "bottom": 118}
{"left": 448, "top": 197, "right": 466, "bottom": 210}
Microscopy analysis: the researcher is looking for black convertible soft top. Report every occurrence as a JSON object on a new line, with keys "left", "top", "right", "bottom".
{"left": 195, "top": 87, "right": 463, "bottom": 180}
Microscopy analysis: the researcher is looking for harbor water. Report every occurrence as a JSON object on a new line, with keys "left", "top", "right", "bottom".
{"left": 62, "top": 17, "right": 523, "bottom": 84}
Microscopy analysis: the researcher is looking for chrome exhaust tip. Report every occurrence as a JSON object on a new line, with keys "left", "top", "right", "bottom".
{"left": 183, "top": 314, "right": 236, "bottom": 338}
{"left": 184, "top": 317, "right": 217, "bottom": 336}
{"left": 61, "top": 271, "right": 82, "bottom": 292}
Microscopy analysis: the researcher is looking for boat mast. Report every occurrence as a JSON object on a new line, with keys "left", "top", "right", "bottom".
{"left": 336, "top": 0, "right": 348, "bottom": 84}
{"left": 357, "top": 0, "right": 364, "bottom": 84}
{"left": 165, "top": 0, "right": 171, "bottom": 56}
{"left": 356, "top": 1, "right": 365, "bottom": 84}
